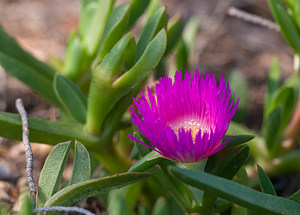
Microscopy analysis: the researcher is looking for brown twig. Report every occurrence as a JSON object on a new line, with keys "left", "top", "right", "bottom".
{"left": 227, "top": 6, "right": 280, "bottom": 32}
{"left": 15, "top": 98, "right": 36, "bottom": 205}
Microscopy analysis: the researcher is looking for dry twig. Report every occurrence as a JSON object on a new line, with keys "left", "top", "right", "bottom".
{"left": 227, "top": 6, "right": 280, "bottom": 31}
{"left": 33, "top": 206, "right": 95, "bottom": 215}
{"left": 16, "top": 98, "right": 36, "bottom": 204}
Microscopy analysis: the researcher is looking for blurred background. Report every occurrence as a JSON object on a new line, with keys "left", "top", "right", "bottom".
{"left": 0, "top": 0, "right": 295, "bottom": 212}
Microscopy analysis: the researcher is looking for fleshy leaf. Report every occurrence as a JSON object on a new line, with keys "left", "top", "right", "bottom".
{"left": 107, "top": 188, "right": 132, "bottom": 215}
{"left": 153, "top": 164, "right": 194, "bottom": 211}
{"left": 132, "top": 132, "right": 151, "bottom": 156}
{"left": 85, "top": 33, "right": 132, "bottom": 135}
{"left": 224, "top": 135, "right": 255, "bottom": 149}
{"left": 69, "top": 141, "right": 91, "bottom": 185}
{"left": 176, "top": 39, "right": 189, "bottom": 74}
{"left": 81, "top": 0, "right": 115, "bottom": 56}
{"left": 136, "top": 6, "right": 167, "bottom": 59}
{"left": 85, "top": 29, "right": 166, "bottom": 135}
{"left": 93, "top": 32, "right": 132, "bottom": 83}
{"left": 228, "top": 71, "right": 248, "bottom": 122}
{"left": 127, "top": 0, "right": 151, "bottom": 29}
{"left": 165, "top": 16, "right": 184, "bottom": 55}
{"left": 128, "top": 150, "right": 165, "bottom": 172}
{"left": 202, "top": 146, "right": 250, "bottom": 214}
{"left": 269, "top": 86, "right": 297, "bottom": 131}
{"left": 114, "top": 29, "right": 167, "bottom": 89}
{"left": 263, "top": 106, "right": 282, "bottom": 152}
{"left": 96, "top": 3, "right": 131, "bottom": 61}
{"left": 0, "top": 111, "right": 99, "bottom": 147}
{"left": 0, "top": 27, "right": 60, "bottom": 107}
{"left": 37, "top": 142, "right": 71, "bottom": 207}
{"left": 290, "top": 189, "right": 300, "bottom": 203}
{"left": 124, "top": 38, "right": 136, "bottom": 69}
{"left": 18, "top": 194, "right": 34, "bottom": 215}
{"left": 268, "top": 0, "right": 300, "bottom": 54}
{"left": 210, "top": 145, "right": 250, "bottom": 179}
{"left": 152, "top": 197, "right": 171, "bottom": 215}
{"left": 54, "top": 74, "right": 87, "bottom": 124}
{"left": 257, "top": 164, "right": 277, "bottom": 196}
{"left": 182, "top": 15, "right": 200, "bottom": 54}
{"left": 264, "top": 57, "right": 280, "bottom": 117}
{"left": 170, "top": 166, "right": 300, "bottom": 215}
{"left": 44, "top": 172, "right": 152, "bottom": 207}
{"left": 62, "top": 32, "right": 84, "bottom": 81}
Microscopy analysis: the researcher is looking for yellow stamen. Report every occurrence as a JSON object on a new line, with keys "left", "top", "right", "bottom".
{"left": 170, "top": 120, "right": 207, "bottom": 143}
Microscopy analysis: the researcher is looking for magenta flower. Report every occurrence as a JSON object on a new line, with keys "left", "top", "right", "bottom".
{"left": 128, "top": 70, "right": 239, "bottom": 162}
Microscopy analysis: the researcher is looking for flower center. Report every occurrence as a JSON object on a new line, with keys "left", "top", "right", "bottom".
{"left": 170, "top": 119, "right": 208, "bottom": 143}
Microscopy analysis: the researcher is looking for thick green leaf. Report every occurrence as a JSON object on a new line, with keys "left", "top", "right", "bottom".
{"left": 128, "top": 150, "right": 165, "bottom": 172}
{"left": 290, "top": 189, "right": 300, "bottom": 203}
{"left": 211, "top": 145, "right": 250, "bottom": 179}
{"left": 263, "top": 106, "right": 282, "bottom": 151}
{"left": 0, "top": 111, "right": 99, "bottom": 147}
{"left": 291, "top": 1, "right": 300, "bottom": 28}
{"left": 85, "top": 33, "right": 132, "bottom": 135}
{"left": 79, "top": 0, "right": 99, "bottom": 37}
{"left": 124, "top": 38, "right": 136, "bottom": 69}
{"left": 170, "top": 166, "right": 300, "bottom": 215}
{"left": 0, "top": 27, "right": 60, "bottom": 107}
{"left": 269, "top": 86, "right": 297, "bottom": 130}
{"left": 257, "top": 164, "right": 277, "bottom": 196}
{"left": 182, "top": 15, "right": 200, "bottom": 54}
{"left": 37, "top": 142, "right": 71, "bottom": 207}
{"left": 133, "top": 132, "right": 151, "bottom": 156}
{"left": 81, "top": 0, "right": 115, "bottom": 56}
{"left": 54, "top": 74, "right": 87, "bottom": 124}
{"left": 165, "top": 16, "right": 184, "bottom": 55}
{"left": 19, "top": 194, "right": 34, "bottom": 215}
{"left": 264, "top": 57, "right": 280, "bottom": 117}
{"left": 152, "top": 197, "right": 170, "bottom": 215}
{"left": 97, "top": 3, "right": 131, "bottom": 61}
{"left": 124, "top": 182, "right": 143, "bottom": 211}
{"left": 224, "top": 135, "right": 255, "bottom": 149}
{"left": 0, "top": 26, "right": 55, "bottom": 80}
{"left": 268, "top": 0, "right": 300, "bottom": 54}
{"left": 107, "top": 182, "right": 142, "bottom": 214}
{"left": 114, "top": 29, "right": 167, "bottom": 89}
{"left": 69, "top": 141, "right": 91, "bottom": 185}
{"left": 107, "top": 187, "right": 131, "bottom": 215}
{"left": 176, "top": 39, "right": 189, "bottom": 74}
{"left": 138, "top": 204, "right": 148, "bottom": 215}
{"left": 44, "top": 172, "right": 152, "bottom": 207}
{"left": 136, "top": 6, "right": 167, "bottom": 59}
{"left": 146, "top": 0, "right": 163, "bottom": 20}
{"left": 0, "top": 53, "right": 60, "bottom": 107}
{"left": 127, "top": 0, "right": 151, "bottom": 29}
{"left": 62, "top": 32, "right": 84, "bottom": 81}
{"left": 93, "top": 32, "right": 132, "bottom": 83}
{"left": 168, "top": 198, "right": 185, "bottom": 215}
{"left": 85, "top": 29, "right": 166, "bottom": 135}
{"left": 154, "top": 164, "right": 194, "bottom": 211}
{"left": 228, "top": 71, "right": 248, "bottom": 122}
{"left": 202, "top": 146, "right": 250, "bottom": 214}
